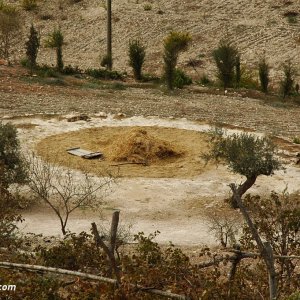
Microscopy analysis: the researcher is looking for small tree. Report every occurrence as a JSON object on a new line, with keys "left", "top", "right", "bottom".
{"left": 0, "top": 4, "right": 21, "bottom": 63}
{"left": 259, "top": 57, "right": 270, "bottom": 93}
{"left": 213, "top": 40, "right": 239, "bottom": 89}
{"left": 204, "top": 129, "right": 282, "bottom": 300}
{"left": 25, "top": 24, "right": 40, "bottom": 70}
{"left": 235, "top": 54, "right": 241, "bottom": 88}
{"left": 0, "top": 122, "right": 27, "bottom": 189}
{"left": 163, "top": 31, "right": 191, "bottom": 90}
{"left": 281, "top": 61, "right": 295, "bottom": 99}
{"left": 27, "top": 155, "right": 114, "bottom": 235}
{"left": 45, "top": 28, "right": 64, "bottom": 72}
{"left": 128, "top": 39, "right": 145, "bottom": 80}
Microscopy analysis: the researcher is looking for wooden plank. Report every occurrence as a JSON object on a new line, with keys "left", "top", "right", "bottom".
{"left": 66, "top": 147, "right": 103, "bottom": 159}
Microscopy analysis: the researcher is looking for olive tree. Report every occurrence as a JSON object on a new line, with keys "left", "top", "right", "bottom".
{"left": 204, "top": 129, "right": 282, "bottom": 300}
{"left": 163, "top": 31, "right": 191, "bottom": 90}
{"left": 27, "top": 155, "right": 114, "bottom": 235}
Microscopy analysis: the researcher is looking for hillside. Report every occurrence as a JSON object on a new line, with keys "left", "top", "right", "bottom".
{"left": 6, "top": 0, "right": 300, "bottom": 83}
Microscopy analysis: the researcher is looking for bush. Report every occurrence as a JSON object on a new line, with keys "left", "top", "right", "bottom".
{"left": 100, "top": 54, "right": 112, "bottom": 69}
{"left": 62, "top": 65, "right": 82, "bottom": 75}
{"left": 128, "top": 39, "right": 146, "bottom": 80}
{"left": 281, "top": 61, "right": 296, "bottom": 99}
{"left": 86, "top": 68, "right": 124, "bottom": 80}
{"left": 25, "top": 24, "right": 40, "bottom": 69}
{"left": 35, "top": 64, "right": 60, "bottom": 78}
{"left": 45, "top": 28, "right": 64, "bottom": 72}
{"left": 163, "top": 31, "right": 191, "bottom": 90}
{"left": 199, "top": 74, "right": 212, "bottom": 85}
{"left": 21, "top": 0, "right": 37, "bottom": 11}
{"left": 0, "top": 122, "right": 26, "bottom": 188}
{"left": 213, "top": 40, "right": 239, "bottom": 89}
{"left": 258, "top": 57, "right": 270, "bottom": 93}
{"left": 173, "top": 68, "right": 192, "bottom": 88}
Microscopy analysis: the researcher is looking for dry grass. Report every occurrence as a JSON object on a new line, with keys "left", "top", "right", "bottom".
{"left": 36, "top": 126, "right": 213, "bottom": 178}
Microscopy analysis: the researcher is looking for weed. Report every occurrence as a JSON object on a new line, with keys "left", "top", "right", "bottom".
{"left": 143, "top": 4, "right": 152, "bottom": 11}
{"left": 293, "top": 137, "right": 300, "bottom": 144}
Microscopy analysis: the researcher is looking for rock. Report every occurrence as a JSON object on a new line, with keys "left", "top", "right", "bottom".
{"left": 67, "top": 114, "right": 90, "bottom": 122}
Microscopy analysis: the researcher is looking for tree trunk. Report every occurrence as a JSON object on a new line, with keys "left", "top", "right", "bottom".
{"left": 230, "top": 184, "right": 277, "bottom": 300}
{"left": 107, "top": 0, "right": 112, "bottom": 70}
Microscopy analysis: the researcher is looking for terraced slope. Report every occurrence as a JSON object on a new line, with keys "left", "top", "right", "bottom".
{"left": 6, "top": 0, "right": 300, "bottom": 82}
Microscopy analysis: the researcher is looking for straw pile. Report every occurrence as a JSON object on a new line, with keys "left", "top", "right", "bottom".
{"left": 110, "top": 129, "right": 182, "bottom": 164}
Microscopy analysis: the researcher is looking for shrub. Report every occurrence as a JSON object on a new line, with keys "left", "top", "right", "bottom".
{"left": 25, "top": 24, "right": 40, "bottom": 70}
{"left": 281, "top": 61, "right": 295, "bottom": 99}
{"left": 45, "top": 28, "right": 64, "bottom": 72}
{"left": 62, "top": 65, "right": 82, "bottom": 75}
{"left": 143, "top": 4, "right": 152, "bottom": 11}
{"left": 235, "top": 54, "right": 241, "bottom": 87}
{"left": 163, "top": 31, "right": 191, "bottom": 90}
{"left": 213, "top": 40, "right": 239, "bottom": 89}
{"left": 86, "top": 68, "right": 124, "bottom": 80}
{"left": 258, "top": 57, "right": 270, "bottom": 93}
{"left": 100, "top": 54, "right": 112, "bottom": 70}
{"left": 0, "top": 122, "right": 26, "bottom": 188}
{"left": 21, "top": 0, "right": 37, "bottom": 11}
{"left": 173, "top": 68, "right": 192, "bottom": 88}
{"left": 199, "top": 74, "right": 212, "bottom": 85}
{"left": 128, "top": 39, "right": 146, "bottom": 80}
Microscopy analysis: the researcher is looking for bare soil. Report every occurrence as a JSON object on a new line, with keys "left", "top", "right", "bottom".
{"left": 36, "top": 126, "right": 212, "bottom": 178}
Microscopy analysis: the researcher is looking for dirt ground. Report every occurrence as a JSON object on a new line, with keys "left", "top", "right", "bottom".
{"left": 8, "top": 114, "right": 299, "bottom": 246}
{"left": 36, "top": 126, "right": 212, "bottom": 178}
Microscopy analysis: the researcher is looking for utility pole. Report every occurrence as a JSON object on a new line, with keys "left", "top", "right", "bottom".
{"left": 107, "top": 0, "right": 112, "bottom": 70}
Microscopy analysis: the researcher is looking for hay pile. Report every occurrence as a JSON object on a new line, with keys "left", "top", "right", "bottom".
{"left": 110, "top": 129, "right": 182, "bottom": 164}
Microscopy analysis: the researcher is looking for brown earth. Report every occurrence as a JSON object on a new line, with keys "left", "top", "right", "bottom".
{"left": 5, "top": 0, "right": 300, "bottom": 84}
{"left": 36, "top": 126, "right": 212, "bottom": 178}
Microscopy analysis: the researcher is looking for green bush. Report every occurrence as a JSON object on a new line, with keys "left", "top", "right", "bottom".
{"left": 100, "top": 54, "right": 112, "bottom": 69}
{"left": 0, "top": 122, "right": 26, "bottom": 188}
{"left": 86, "top": 68, "right": 124, "bottom": 80}
{"left": 163, "top": 31, "right": 191, "bottom": 90}
{"left": 258, "top": 57, "right": 270, "bottom": 93}
{"left": 173, "top": 68, "right": 192, "bottom": 89}
{"left": 21, "top": 0, "right": 37, "bottom": 11}
{"left": 213, "top": 40, "right": 239, "bottom": 89}
{"left": 281, "top": 61, "right": 296, "bottom": 99}
{"left": 128, "top": 39, "right": 146, "bottom": 80}
{"left": 45, "top": 28, "right": 64, "bottom": 72}
{"left": 35, "top": 64, "right": 60, "bottom": 78}
{"left": 25, "top": 24, "right": 40, "bottom": 69}
{"left": 62, "top": 65, "right": 82, "bottom": 75}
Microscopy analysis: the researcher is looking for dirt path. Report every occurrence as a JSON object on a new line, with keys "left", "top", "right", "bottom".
{"left": 11, "top": 115, "right": 300, "bottom": 246}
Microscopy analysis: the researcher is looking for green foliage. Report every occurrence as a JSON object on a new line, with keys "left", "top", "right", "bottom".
{"left": 212, "top": 40, "right": 239, "bottom": 89}
{"left": 128, "top": 39, "right": 146, "bottom": 80}
{"left": 86, "top": 68, "right": 124, "bottom": 80}
{"left": 258, "top": 57, "right": 270, "bottom": 93}
{"left": 25, "top": 24, "right": 40, "bottom": 69}
{"left": 286, "top": 292, "right": 300, "bottom": 300}
{"left": 281, "top": 61, "right": 296, "bottom": 99}
{"left": 240, "top": 192, "right": 300, "bottom": 296}
{"left": 235, "top": 54, "right": 241, "bottom": 87}
{"left": 35, "top": 64, "right": 60, "bottom": 78}
{"left": 239, "top": 67, "right": 259, "bottom": 89}
{"left": 61, "top": 64, "right": 82, "bottom": 75}
{"left": 45, "top": 28, "right": 64, "bottom": 71}
{"left": 100, "top": 54, "right": 112, "bottom": 70}
{"left": 173, "top": 68, "right": 192, "bottom": 88}
{"left": 0, "top": 122, "right": 26, "bottom": 188}
{"left": 163, "top": 31, "right": 191, "bottom": 90}
{"left": 204, "top": 129, "right": 281, "bottom": 178}
{"left": 143, "top": 4, "right": 152, "bottom": 11}
{"left": 21, "top": 0, "right": 37, "bottom": 11}
{"left": 40, "top": 232, "right": 107, "bottom": 273}
{"left": 199, "top": 74, "right": 212, "bottom": 86}
{"left": 293, "top": 136, "right": 300, "bottom": 144}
